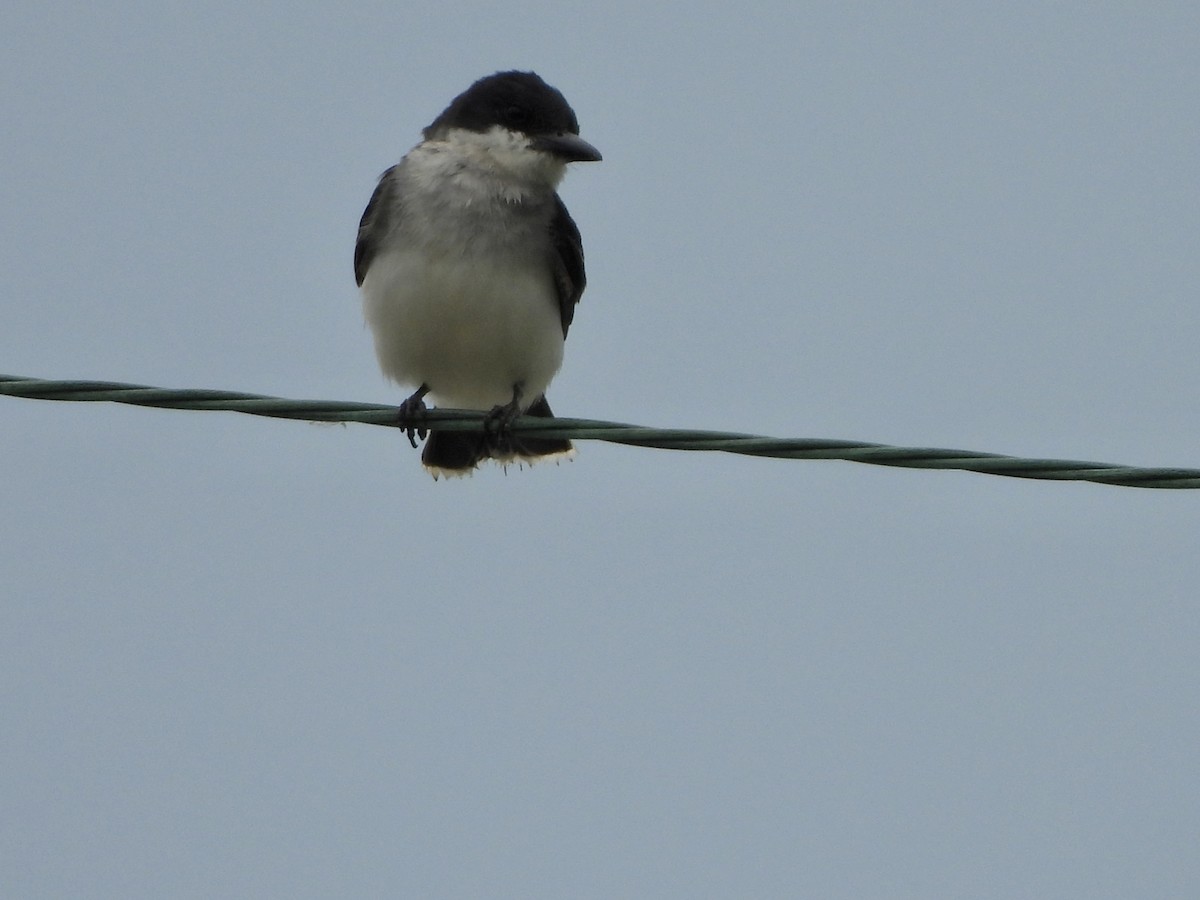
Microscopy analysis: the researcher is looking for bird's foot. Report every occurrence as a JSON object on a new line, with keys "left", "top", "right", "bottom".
{"left": 397, "top": 384, "right": 430, "bottom": 448}
{"left": 482, "top": 383, "right": 525, "bottom": 453}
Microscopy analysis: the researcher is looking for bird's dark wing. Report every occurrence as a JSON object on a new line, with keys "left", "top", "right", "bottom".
{"left": 548, "top": 195, "right": 586, "bottom": 338}
{"left": 354, "top": 166, "right": 399, "bottom": 287}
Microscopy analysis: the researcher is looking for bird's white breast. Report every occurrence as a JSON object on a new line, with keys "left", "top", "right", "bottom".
{"left": 362, "top": 247, "right": 564, "bottom": 410}
{"left": 361, "top": 131, "right": 571, "bottom": 411}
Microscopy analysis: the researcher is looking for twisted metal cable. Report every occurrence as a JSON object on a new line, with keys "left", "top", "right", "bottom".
{"left": 3, "top": 374, "right": 1198, "bottom": 488}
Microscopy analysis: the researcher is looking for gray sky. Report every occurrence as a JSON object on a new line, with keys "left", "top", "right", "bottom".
{"left": 3, "top": 3, "right": 1199, "bottom": 897}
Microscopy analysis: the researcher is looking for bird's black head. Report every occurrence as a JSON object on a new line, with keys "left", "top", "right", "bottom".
{"left": 424, "top": 71, "right": 601, "bottom": 163}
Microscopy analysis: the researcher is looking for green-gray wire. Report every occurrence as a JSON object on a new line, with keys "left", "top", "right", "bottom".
{"left": 3, "top": 374, "right": 1197, "bottom": 488}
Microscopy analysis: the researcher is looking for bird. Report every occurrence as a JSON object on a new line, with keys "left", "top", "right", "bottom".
{"left": 354, "top": 71, "right": 601, "bottom": 478}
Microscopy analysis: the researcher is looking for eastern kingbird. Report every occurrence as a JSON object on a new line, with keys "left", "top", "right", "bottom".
{"left": 355, "top": 71, "right": 601, "bottom": 477}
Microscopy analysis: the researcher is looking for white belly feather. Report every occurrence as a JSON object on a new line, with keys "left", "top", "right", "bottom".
{"left": 362, "top": 247, "right": 565, "bottom": 411}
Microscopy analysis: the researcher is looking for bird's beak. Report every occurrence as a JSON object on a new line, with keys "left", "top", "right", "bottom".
{"left": 532, "top": 133, "right": 602, "bottom": 162}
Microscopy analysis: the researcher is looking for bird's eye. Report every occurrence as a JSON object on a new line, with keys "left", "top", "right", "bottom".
{"left": 504, "top": 105, "right": 530, "bottom": 127}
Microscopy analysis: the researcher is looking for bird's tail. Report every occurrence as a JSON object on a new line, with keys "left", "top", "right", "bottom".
{"left": 421, "top": 395, "right": 574, "bottom": 479}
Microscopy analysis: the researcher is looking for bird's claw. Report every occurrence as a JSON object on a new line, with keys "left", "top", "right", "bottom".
{"left": 397, "top": 390, "right": 429, "bottom": 448}
{"left": 482, "top": 388, "right": 524, "bottom": 456}
{"left": 483, "top": 398, "right": 522, "bottom": 435}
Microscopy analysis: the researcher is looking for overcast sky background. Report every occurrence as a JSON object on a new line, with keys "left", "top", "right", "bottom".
{"left": 3, "top": 3, "right": 1199, "bottom": 898}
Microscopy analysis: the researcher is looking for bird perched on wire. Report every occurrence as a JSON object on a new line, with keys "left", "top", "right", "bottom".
{"left": 354, "top": 71, "right": 601, "bottom": 478}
